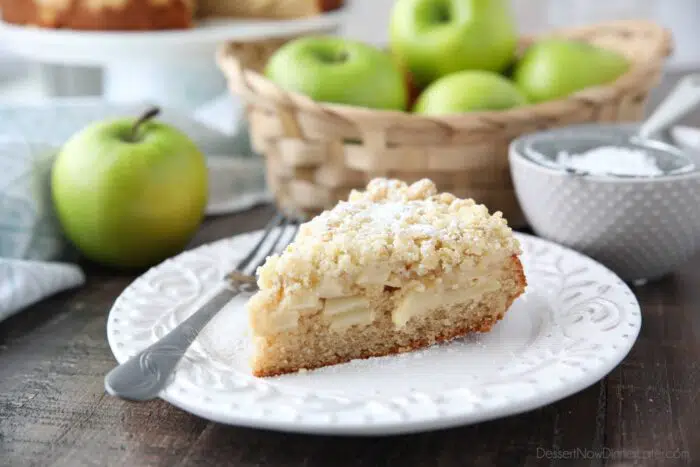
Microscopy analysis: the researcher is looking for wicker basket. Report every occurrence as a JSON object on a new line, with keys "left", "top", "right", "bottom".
{"left": 217, "top": 20, "right": 673, "bottom": 227}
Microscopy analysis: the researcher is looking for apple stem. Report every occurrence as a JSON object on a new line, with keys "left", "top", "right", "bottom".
{"left": 130, "top": 107, "right": 160, "bottom": 142}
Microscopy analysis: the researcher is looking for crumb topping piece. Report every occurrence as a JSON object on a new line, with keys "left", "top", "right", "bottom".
{"left": 257, "top": 178, "right": 521, "bottom": 290}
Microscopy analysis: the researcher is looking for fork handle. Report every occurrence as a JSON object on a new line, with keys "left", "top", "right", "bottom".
{"left": 104, "top": 286, "right": 238, "bottom": 401}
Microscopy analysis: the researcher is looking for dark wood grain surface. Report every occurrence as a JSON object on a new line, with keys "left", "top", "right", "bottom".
{"left": 2, "top": 72, "right": 700, "bottom": 467}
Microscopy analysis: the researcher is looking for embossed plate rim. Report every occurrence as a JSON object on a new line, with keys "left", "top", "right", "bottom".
{"left": 106, "top": 231, "right": 641, "bottom": 435}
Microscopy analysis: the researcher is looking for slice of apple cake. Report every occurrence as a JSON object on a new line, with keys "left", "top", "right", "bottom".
{"left": 247, "top": 178, "right": 526, "bottom": 376}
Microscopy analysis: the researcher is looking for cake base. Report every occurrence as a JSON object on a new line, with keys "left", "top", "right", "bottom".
{"left": 251, "top": 257, "right": 526, "bottom": 377}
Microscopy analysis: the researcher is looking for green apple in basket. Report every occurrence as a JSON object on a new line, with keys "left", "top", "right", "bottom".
{"left": 389, "top": 0, "right": 518, "bottom": 89}
{"left": 51, "top": 108, "right": 208, "bottom": 269}
{"left": 413, "top": 70, "right": 527, "bottom": 114}
{"left": 513, "top": 39, "right": 630, "bottom": 103}
{"left": 264, "top": 36, "right": 408, "bottom": 110}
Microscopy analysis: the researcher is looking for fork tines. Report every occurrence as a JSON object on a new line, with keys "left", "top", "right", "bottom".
{"left": 234, "top": 211, "right": 302, "bottom": 277}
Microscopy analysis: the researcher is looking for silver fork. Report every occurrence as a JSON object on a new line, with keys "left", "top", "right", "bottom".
{"left": 104, "top": 211, "right": 301, "bottom": 401}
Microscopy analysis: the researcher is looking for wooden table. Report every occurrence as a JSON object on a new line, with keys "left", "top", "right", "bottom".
{"left": 2, "top": 74, "right": 700, "bottom": 467}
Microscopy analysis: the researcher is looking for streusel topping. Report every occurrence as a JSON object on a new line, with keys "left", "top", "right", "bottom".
{"left": 257, "top": 178, "right": 520, "bottom": 291}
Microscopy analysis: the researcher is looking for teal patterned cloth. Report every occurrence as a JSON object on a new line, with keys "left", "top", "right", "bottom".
{"left": 0, "top": 138, "right": 85, "bottom": 319}
{"left": 0, "top": 96, "right": 269, "bottom": 322}
{"left": 0, "top": 141, "right": 65, "bottom": 260}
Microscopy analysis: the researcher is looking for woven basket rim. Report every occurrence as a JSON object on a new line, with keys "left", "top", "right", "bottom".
{"left": 217, "top": 19, "right": 672, "bottom": 127}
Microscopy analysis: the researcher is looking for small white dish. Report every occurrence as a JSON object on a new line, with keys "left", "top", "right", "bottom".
{"left": 510, "top": 122, "right": 700, "bottom": 283}
{"left": 106, "top": 230, "right": 641, "bottom": 435}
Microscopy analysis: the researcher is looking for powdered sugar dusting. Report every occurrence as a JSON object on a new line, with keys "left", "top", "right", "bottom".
{"left": 360, "top": 202, "right": 440, "bottom": 238}
{"left": 555, "top": 146, "right": 663, "bottom": 176}
{"left": 365, "top": 202, "right": 409, "bottom": 225}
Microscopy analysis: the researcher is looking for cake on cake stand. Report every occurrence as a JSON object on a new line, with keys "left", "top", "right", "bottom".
{"left": 0, "top": 11, "right": 344, "bottom": 109}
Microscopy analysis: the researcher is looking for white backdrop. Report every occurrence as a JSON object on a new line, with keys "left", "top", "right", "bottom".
{"left": 341, "top": 0, "right": 700, "bottom": 70}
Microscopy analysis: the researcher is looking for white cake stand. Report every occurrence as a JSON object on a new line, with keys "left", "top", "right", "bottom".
{"left": 0, "top": 11, "right": 344, "bottom": 109}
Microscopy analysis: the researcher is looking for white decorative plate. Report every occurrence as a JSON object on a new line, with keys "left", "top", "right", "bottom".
{"left": 106, "top": 231, "right": 641, "bottom": 435}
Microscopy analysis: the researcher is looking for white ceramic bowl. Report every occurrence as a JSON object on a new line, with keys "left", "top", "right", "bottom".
{"left": 509, "top": 123, "right": 700, "bottom": 283}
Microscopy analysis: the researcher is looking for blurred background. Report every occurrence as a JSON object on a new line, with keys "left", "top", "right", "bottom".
{"left": 0, "top": 0, "right": 698, "bottom": 106}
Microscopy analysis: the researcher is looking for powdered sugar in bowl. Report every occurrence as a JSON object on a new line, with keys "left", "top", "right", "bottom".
{"left": 509, "top": 122, "right": 700, "bottom": 283}
{"left": 521, "top": 125, "right": 695, "bottom": 177}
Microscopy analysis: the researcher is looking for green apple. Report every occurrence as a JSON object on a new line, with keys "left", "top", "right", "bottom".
{"left": 51, "top": 108, "right": 208, "bottom": 269}
{"left": 265, "top": 36, "right": 407, "bottom": 110}
{"left": 413, "top": 70, "right": 527, "bottom": 114}
{"left": 389, "top": 0, "right": 518, "bottom": 88}
{"left": 513, "top": 39, "right": 630, "bottom": 103}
